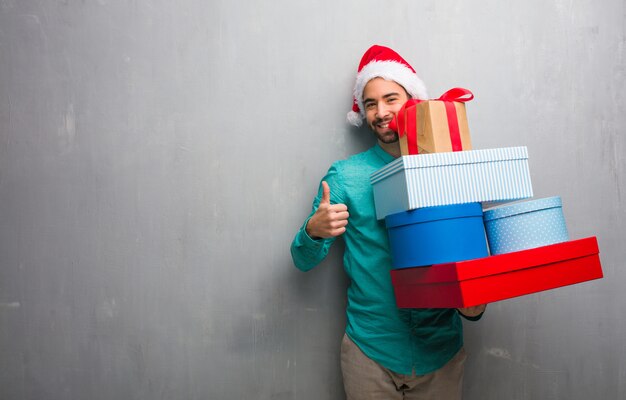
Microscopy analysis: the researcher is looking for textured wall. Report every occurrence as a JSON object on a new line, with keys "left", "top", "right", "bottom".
{"left": 0, "top": 1, "right": 624, "bottom": 399}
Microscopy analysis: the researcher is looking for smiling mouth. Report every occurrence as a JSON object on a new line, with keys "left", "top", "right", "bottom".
{"left": 376, "top": 120, "right": 392, "bottom": 129}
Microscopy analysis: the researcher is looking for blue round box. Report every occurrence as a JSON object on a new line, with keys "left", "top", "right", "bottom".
{"left": 483, "top": 196, "right": 569, "bottom": 255}
{"left": 385, "top": 203, "right": 489, "bottom": 269}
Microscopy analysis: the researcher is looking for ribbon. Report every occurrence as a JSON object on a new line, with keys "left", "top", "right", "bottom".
{"left": 389, "top": 99, "right": 423, "bottom": 154}
{"left": 437, "top": 88, "right": 474, "bottom": 103}
{"left": 437, "top": 88, "right": 474, "bottom": 152}
{"left": 390, "top": 88, "right": 473, "bottom": 154}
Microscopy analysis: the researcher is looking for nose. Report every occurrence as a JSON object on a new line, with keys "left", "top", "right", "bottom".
{"left": 375, "top": 101, "right": 391, "bottom": 119}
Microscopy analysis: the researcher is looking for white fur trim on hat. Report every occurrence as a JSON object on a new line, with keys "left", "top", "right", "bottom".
{"left": 347, "top": 110, "right": 363, "bottom": 127}
{"left": 349, "top": 60, "right": 428, "bottom": 127}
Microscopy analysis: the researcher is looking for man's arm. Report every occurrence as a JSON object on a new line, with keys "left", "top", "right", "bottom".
{"left": 290, "top": 169, "right": 349, "bottom": 272}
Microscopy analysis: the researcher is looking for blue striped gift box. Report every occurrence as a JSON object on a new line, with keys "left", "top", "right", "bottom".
{"left": 370, "top": 147, "right": 533, "bottom": 220}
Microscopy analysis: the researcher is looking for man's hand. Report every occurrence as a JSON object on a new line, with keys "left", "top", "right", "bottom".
{"left": 457, "top": 304, "right": 487, "bottom": 318}
{"left": 306, "top": 181, "right": 349, "bottom": 239}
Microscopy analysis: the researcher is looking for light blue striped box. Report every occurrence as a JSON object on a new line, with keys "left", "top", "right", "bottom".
{"left": 370, "top": 147, "right": 533, "bottom": 220}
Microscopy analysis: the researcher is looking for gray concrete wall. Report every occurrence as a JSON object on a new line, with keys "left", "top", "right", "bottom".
{"left": 0, "top": 1, "right": 624, "bottom": 399}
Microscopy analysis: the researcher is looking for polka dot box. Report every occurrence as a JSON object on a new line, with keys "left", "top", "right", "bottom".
{"left": 483, "top": 196, "right": 569, "bottom": 255}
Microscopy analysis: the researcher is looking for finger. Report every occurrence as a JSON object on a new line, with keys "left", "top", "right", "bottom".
{"left": 333, "top": 211, "right": 350, "bottom": 221}
{"left": 331, "top": 227, "right": 346, "bottom": 237}
{"left": 328, "top": 203, "right": 348, "bottom": 212}
{"left": 330, "top": 219, "right": 349, "bottom": 229}
{"left": 320, "top": 181, "right": 331, "bottom": 205}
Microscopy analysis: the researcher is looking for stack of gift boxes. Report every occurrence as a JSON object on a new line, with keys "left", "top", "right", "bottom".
{"left": 370, "top": 89, "right": 603, "bottom": 308}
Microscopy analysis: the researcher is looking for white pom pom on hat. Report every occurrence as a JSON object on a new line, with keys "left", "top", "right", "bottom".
{"left": 347, "top": 45, "right": 428, "bottom": 127}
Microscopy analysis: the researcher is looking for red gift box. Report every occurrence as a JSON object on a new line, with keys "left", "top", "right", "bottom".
{"left": 391, "top": 237, "right": 603, "bottom": 308}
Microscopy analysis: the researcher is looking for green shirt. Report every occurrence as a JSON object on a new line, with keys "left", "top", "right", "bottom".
{"left": 291, "top": 144, "right": 464, "bottom": 375}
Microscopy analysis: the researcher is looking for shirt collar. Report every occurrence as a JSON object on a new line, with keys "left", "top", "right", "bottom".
{"left": 373, "top": 143, "right": 397, "bottom": 164}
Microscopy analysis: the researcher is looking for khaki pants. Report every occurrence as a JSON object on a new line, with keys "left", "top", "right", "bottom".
{"left": 340, "top": 334, "right": 466, "bottom": 400}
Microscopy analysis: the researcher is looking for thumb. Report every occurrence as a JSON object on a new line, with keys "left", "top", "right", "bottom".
{"left": 320, "top": 181, "right": 331, "bottom": 205}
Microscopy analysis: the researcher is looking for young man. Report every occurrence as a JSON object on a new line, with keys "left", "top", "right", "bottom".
{"left": 290, "top": 45, "right": 485, "bottom": 400}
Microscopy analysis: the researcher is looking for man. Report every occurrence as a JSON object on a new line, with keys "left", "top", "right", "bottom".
{"left": 290, "top": 45, "right": 485, "bottom": 399}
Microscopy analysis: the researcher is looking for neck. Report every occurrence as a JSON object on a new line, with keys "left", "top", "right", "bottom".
{"left": 378, "top": 140, "right": 401, "bottom": 158}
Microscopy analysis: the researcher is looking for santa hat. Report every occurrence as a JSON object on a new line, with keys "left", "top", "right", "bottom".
{"left": 347, "top": 45, "right": 428, "bottom": 127}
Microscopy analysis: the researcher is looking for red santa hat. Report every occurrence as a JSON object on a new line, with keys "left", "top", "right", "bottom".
{"left": 347, "top": 45, "right": 428, "bottom": 127}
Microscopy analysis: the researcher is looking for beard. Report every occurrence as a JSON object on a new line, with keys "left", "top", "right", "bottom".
{"left": 369, "top": 117, "right": 399, "bottom": 144}
{"left": 376, "top": 129, "right": 399, "bottom": 144}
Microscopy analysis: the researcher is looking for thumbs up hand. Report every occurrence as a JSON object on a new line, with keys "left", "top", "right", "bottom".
{"left": 305, "top": 181, "right": 350, "bottom": 239}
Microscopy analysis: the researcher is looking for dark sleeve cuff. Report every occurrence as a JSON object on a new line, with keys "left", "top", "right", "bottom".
{"left": 458, "top": 310, "right": 484, "bottom": 321}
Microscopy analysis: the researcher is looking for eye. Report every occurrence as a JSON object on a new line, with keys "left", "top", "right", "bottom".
{"left": 364, "top": 102, "right": 376, "bottom": 110}
{"left": 387, "top": 97, "right": 398, "bottom": 104}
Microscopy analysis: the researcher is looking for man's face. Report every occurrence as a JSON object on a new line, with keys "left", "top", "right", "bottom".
{"left": 362, "top": 77, "right": 409, "bottom": 144}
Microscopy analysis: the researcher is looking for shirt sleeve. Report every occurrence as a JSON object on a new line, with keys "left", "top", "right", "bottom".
{"left": 290, "top": 163, "right": 345, "bottom": 272}
{"left": 458, "top": 310, "right": 485, "bottom": 322}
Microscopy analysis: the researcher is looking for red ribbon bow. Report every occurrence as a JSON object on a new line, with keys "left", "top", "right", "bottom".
{"left": 437, "top": 87, "right": 474, "bottom": 103}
